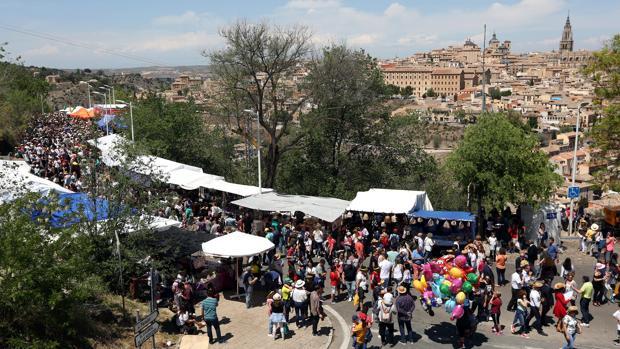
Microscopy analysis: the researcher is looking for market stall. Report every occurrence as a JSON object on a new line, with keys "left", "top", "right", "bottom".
{"left": 409, "top": 210, "right": 476, "bottom": 247}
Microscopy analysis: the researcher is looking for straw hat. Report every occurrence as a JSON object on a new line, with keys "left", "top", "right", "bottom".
{"left": 360, "top": 266, "right": 368, "bottom": 272}
{"left": 383, "top": 293, "right": 394, "bottom": 306}
{"left": 567, "top": 306, "right": 578, "bottom": 314}
{"left": 520, "top": 260, "right": 530, "bottom": 267}
{"left": 295, "top": 280, "right": 305, "bottom": 288}
{"left": 450, "top": 220, "right": 457, "bottom": 227}
{"left": 272, "top": 293, "right": 282, "bottom": 300}
{"left": 554, "top": 282, "right": 565, "bottom": 290}
{"left": 391, "top": 215, "right": 398, "bottom": 223}
{"left": 397, "top": 285, "right": 407, "bottom": 294}
{"left": 362, "top": 213, "right": 369, "bottom": 221}
{"left": 590, "top": 223, "right": 599, "bottom": 231}
{"left": 417, "top": 217, "right": 423, "bottom": 223}
{"left": 533, "top": 281, "right": 543, "bottom": 288}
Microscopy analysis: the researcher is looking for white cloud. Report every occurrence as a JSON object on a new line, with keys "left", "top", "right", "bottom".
{"left": 23, "top": 44, "right": 59, "bottom": 56}
{"left": 285, "top": 0, "right": 341, "bottom": 10}
{"left": 397, "top": 34, "right": 438, "bottom": 46}
{"left": 384, "top": 3, "right": 407, "bottom": 17}
{"left": 349, "top": 33, "right": 378, "bottom": 46}
{"left": 127, "top": 31, "right": 223, "bottom": 52}
{"left": 153, "top": 11, "right": 202, "bottom": 25}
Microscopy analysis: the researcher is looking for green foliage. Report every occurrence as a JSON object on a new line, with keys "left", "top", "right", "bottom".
{"left": 0, "top": 43, "right": 50, "bottom": 153}
{"left": 424, "top": 88, "right": 437, "bottom": 98}
{"left": 584, "top": 34, "right": 620, "bottom": 187}
{"left": 0, "top": 194, "right": 103, "bottom": 348}
{"left": 432, "top": 134, "right": 442, "bottom": 149}
{"left": 402, "top": 85, "right": 413, "bottom": 97}
{"left": 131, "top": 94, "right": 235, "bottom": 177}
{"left": 447, "top": 112, "right": 562, "bottom": 210}
{"left": 384, "top": 84, "right": 401, "bottom": 96}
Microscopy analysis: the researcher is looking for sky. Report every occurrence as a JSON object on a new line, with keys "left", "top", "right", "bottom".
{"left": 0, "top": 0, "right": 618, "bottom": 69}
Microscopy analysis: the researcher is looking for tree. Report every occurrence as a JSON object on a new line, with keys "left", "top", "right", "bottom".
{"left": 488, "top": 87, "right": 502, "bottom": 100}
{"left": 0, "top": 43, "right": 50, "bottom": 154}
{"left": 131, "top": 94, "right": 235, "bottom": 178}
{"left": 584, "top": 34, "right": 620, "bottom": 188}
{"left": 447, "top": 113, "right": 562, "bottom": 228}
{"left": 277, "top": 44, "right": 434, "bottom": 198}
{"left": 207, "top": 21, "right": 311, "bottom": 187}
{"left": 424, "top": 88, "right": 437, "bottom": 98}
{"left": 432, "top": 134, "right": 442, "bottom": 149}
{"left": 402, "top": 85, "right": 413, "bottom": 97}
{"left": 383, "top": 84, "right": 400, "bottom": 96}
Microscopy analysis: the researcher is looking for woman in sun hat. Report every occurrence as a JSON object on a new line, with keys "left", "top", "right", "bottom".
{"left": 553, "top": 282, "right": 570, "bottom": 332}
{"left": 561, "top": 306, "right": 581, "bottom": 349}
{"left": 291, "top": 280, "right": 308, "bottom": 328}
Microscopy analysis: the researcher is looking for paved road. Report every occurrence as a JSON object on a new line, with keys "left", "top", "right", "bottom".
{"left": 322, "top": 239, "right": 617, "bottom": 349}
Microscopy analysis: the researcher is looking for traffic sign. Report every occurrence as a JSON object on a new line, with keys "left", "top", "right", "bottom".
{"left": 134, "top": 309, "right": 158, "bottom": 333}
{"left": 567, "top": 186, "right": 580, "bottom": 199}
{"left": 134, "top": 322, "right": 159, "bottom": 347}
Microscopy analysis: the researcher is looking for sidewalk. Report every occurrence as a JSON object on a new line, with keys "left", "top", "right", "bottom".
{"left": 179, "top": 295, "right": 332, "bottom": 349}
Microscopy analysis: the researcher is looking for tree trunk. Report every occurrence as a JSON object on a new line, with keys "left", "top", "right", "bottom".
{"left": 265, "top": 141, "right": 280, "bottom": 188}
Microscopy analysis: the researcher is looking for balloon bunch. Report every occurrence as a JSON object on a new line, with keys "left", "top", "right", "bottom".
{"left": 411, "top": 254, "right": 479, "bottom": 320}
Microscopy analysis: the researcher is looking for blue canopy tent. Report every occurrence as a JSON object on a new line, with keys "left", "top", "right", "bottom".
{"left": 408, "top": 210, "right": 476, "bottom": 247}
{"left": 97, "top": 114, "right": 116, "bottom": 131}
{"left": 32, "top": 193, "right": 112, "bottom": 228}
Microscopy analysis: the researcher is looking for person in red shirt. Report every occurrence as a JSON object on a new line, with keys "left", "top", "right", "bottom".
{"left": 330, "top": 265, "right": 341, "bottom": 303}
{"left": 355, "top": 238, "right": 365, "bottom": 261}
{"left": 369, "top": 267, "right": 381, "bottom": 290}
{"left": 490, "top": 291, "right": 503, "bottom": 334}
{"left": 327, "top": 234, "right": 337, "bottom": 260}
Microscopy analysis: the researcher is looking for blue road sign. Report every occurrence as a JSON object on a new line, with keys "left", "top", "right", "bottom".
{"left": 567, "top": 186, "right": 580, "bottom": 199}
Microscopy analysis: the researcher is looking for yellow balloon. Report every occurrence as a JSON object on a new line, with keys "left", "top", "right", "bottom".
{"left": 442, "top": 279, "right": 452, "bottom": 287}
{"left": 412, "top": 280, "right": 423, "bottom": 293}
{"left": 449, "top": 267, "right": 463, "bottom": 279}
{"left": 456, "top": 291, "right": 466, "bottom": 305}
{"left": 420, "top": 275, "right": 427, "bottom": 289}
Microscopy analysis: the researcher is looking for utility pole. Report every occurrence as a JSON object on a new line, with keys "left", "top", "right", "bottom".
{"left": 482, "top": 24, "right": 487, "bottom": 113}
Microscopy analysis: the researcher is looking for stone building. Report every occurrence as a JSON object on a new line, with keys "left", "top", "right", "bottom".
{"left": 559, "top": 15, "right": 574, "bottom": 52}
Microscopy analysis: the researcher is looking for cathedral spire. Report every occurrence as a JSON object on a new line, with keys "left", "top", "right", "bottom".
{"left": 560, "top": 14, "right": 573, "bottom": 52}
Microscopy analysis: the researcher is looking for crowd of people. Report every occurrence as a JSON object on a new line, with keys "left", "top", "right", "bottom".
{"left": 223, "top": 210, "right": 618, "bottom": 349}
{"left": 11, "top": 112, "right": 94, "bottom": 191}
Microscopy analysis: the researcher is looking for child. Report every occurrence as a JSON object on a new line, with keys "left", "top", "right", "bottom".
{"left": 490, "top": 291, "right": 503, "bottom": 334}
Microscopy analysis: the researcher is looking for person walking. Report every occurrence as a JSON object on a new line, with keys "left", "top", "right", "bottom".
{"left": 201, "top": 289, "right": 223, "bottom": 344}
{"left": 560, "top": 306, "right": 581, "bottom": 349}
{"left": 351, "top": 314, "right": 368, "bottom": 349}
{"left": 573, "top": 276, "right": 594, "bottom": 327}
{"left": 511, "top": 290, "right": 530, "bottom": 338}
{"left": 553, "top": 282, "right": 570, "bottom": 332}
{"left": 309, "top": 285, "right": 326, "bottom": 336}
{"left": 242, "top": 266, "right": 258, "bottom": 309}
{"left": 526, "top": 281, "right": 547, "bottom": 336}
{"left": 490, "top": 291, "right": 503, "bottom": 335}
{"left": 507, "top": 267, "right": 524, "bottom": 311}
{"left": 292, "top": 280, "right": 309, "bottom": 328}
{"left": 395, "top": 285, "right": 415, "bottom": 344}
{"left": 270, "top": 293, "right": 287, "bottom": 340}
{"left": 355, "top": 266, "right": 369, "bottom": 312}
{"left": 376, "top": 292, "right": 397, "bottom": 345}
{"left": 344, "top": 260, "right": 357, "bottom": 302}
{"left": 495, "top": 248, "right": 507, "bottom": 287}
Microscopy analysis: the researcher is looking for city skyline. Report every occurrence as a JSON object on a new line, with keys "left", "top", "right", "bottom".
{"left": 0, "top": 0, "right": 618, "bottom": 69}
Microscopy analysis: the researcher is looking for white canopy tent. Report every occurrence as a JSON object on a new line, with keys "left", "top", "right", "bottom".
{"left": 201, "top": 231, "right": 275, "bottom": 297}
{"left": 207, "top": 180, "right": 273, "bottom": 197}
{"left": 346, "top": 188, "right": 433, "bottom": 214}
{"left": 0, "top": 160, "right": 73, "bottom": 203}
{"left": 166, "top": 169, "right": 223, "bottom": 190}
{"left": 231, "top": 192, "right": 349, "bottom": 222}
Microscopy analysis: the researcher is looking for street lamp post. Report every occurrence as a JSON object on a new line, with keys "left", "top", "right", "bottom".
{"left": 568, "top": 102, "right": 589, "bottom": 236}
{"left": 244, "top": 109, "right": 262, "bottom": 193}
{"left": 116, "top": 100, "right": 133, "bottom": 142}
{"left": 87, "top": 84, "right": 92, "bottom": 108}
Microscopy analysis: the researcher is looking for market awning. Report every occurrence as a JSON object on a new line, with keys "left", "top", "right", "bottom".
{"left": 0, "top": 160, "right": 73, "bottom": 203}
{"left": 409, "top": 210, "right": 475, "bottom": 222}
{"left": 167, "top": 169, "right": 223, "bottom": 190}
{"left": 347, "top": 188, "right": 433, "bottom": 214}
{"left": 232, "top": 192, "right": 350, "bottom": 222}
{"left": 207, "top": 180, "right": 273, "bottom": 197}
{"left": 201, "top": 231, "right": 274, "bottom": 258}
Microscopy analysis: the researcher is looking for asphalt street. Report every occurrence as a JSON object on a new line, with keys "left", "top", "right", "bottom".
{"left": 321, "top": 239, "right": 618, "bottom": 349}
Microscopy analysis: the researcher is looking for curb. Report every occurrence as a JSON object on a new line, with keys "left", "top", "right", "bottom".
{"left": 321, "top": 307, "right": 334, "bottom": 349}
{"left": 323, "top": 304, "right": 350, "bottom": 349}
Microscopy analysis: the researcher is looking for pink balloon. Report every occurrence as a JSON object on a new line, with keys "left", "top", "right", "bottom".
{"left": 430, "top": 262, "right": 442, "bottom": 274}
{"left": 454, "top": 255, "right": 467, "bottom": 268}
{"left": 451, "top": 304, "right": 464, "bottom": 320}
{"left": 452, "top": 278, "right": 463, "bottom": 289}
{"left": 423, "top": 290, "right": 434, "bottom": 300}
{"left": 423, "top": 264, "right": 433, "bottom": 280}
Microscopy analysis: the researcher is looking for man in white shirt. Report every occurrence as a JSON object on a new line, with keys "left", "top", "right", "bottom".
{"left": 507, "top": 268, "right": 523, "bottom": 311}
{"left": 423, "top": 233, "right": 434, "bottom": 262}
{"left": 526, "top": 281, "right": 547, "bottom": 336}
{"left": 378, "top": 255, "right": 393, "bottom": 286}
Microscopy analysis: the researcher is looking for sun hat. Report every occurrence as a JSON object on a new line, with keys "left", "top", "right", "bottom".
{"left": 284, "top": 277, "right": 292, "bottom": 285}
{"left": 360, "top": 266, "right": 368, "bottom": 272}
{"left": 397, "top": 285, "right": 407, "bottom": 294}
{"left": 272, "top": 293, "right": 281, "bottom": 300}
{"left": 520, "top": 260, "right": 530, "bottom": 267}
{"left": 554, "top": 282, "right": 565, "bottom": 290}
{"left": 590, "top": 223, "right": 599, "bottom": 231}
{"left": 567, "top": 305, "right": 578, "bottom": 314}
{"left": 417, "top": 218, "right": 423, "bottom": 223}
{"left": 295, "top": 280, "right": 305, "bottom": 288}
{"left": 383, "top": 293, "right": 394, "bottom": 306}
{"left": 533, "top": 281, "right": 543, "bottom": 288}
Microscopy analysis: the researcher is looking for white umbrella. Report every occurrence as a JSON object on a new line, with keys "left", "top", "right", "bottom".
{"left": 201, "top": 231, "right": 275, "bottom": 298}
{"left": 201, "top": 231, "right": 274, "bottom": 258}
